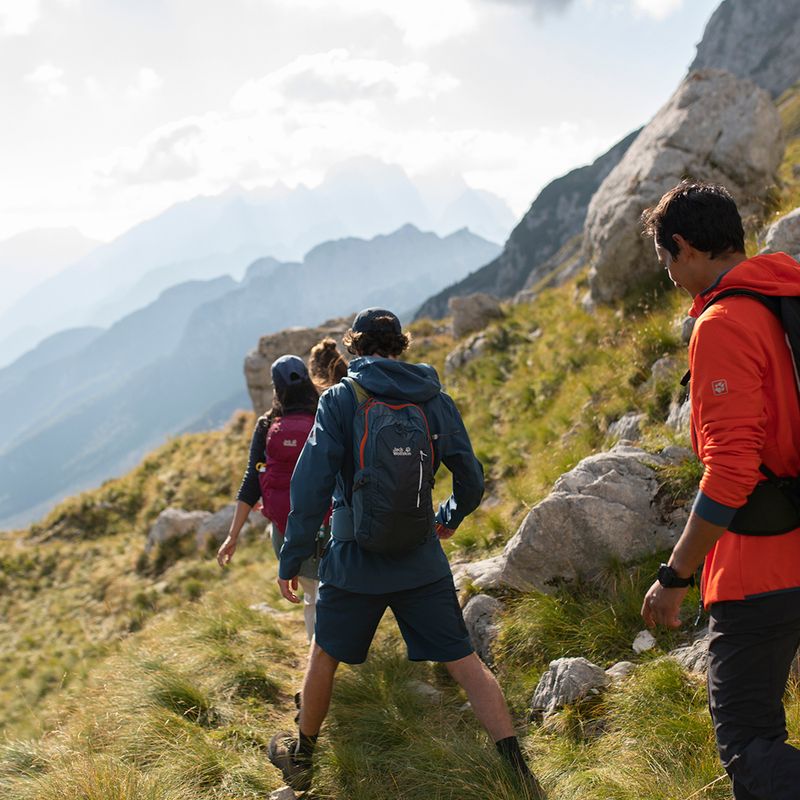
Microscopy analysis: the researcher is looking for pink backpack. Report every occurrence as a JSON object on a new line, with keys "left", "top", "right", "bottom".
{"left": 258, "top": 413, "right": 327, "bottom": 532}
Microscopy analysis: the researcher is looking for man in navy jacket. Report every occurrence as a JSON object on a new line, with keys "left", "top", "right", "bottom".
{"left": 268, "top": 308, "right": 542, "bottom": 797}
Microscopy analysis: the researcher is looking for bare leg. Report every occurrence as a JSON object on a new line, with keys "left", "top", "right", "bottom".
{"left": 298, "top": 642, "right": 340, "bottom": 736}
{"left": 445, "top": 653, "right": 515, "bottom": 741}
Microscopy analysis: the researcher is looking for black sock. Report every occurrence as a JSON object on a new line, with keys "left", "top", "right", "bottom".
{"left": 294, "top": 731, "right": 318, "bottom": 762}
{"left": 495, "top": 736, "right": 532, "bottom": 777}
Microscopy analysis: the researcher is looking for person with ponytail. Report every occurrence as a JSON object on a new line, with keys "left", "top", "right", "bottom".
{"left": 308, "top": 337, "right": 347, "bottom": 391}
{"left": 217, "top": 354, "right": 328, "bottom": 640}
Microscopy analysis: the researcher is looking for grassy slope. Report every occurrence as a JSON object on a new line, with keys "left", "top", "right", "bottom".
{"left": 1, "top": 88, "right": 799, "bottom": 800}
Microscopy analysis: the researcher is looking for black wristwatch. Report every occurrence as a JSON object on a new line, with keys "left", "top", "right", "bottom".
{"left": 657, "top": 563, "right": 695, "bottom": 588}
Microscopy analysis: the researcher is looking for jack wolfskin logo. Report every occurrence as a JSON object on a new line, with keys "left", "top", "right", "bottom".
{"left": 283, "top": 439, "right": 298, "bottom": 447}
{"left": 711, "top": 379, "right": 728, "bottom": 396}
{"left": 393, "top": 447, "right": 412, "bottom": 456}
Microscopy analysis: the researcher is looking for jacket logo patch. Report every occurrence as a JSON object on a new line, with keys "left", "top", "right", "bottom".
{"left": 711, "top": 379, "right": 728, "bottom": 396}
{"left": 283, "top": 439, "right": 298, "bottom": 447}
{"left": 393, "top": 447, "right": 412, "bottom": 456}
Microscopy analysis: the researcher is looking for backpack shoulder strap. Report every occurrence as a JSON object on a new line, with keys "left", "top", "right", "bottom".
{"left": 342, "top": 376, "right": 370, "bottom": 407}
{"left": 701, "top": 288, "right": 780, "bottom": 318}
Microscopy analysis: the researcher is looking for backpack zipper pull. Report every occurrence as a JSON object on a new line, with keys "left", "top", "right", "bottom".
{"left": 417, "top": 450, "right": 426, "bottom": 508}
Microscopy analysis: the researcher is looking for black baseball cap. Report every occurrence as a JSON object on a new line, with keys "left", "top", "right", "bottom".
{"left": 351, "top": 307, "right": 402, "bottom": 334}
{"left": 271, "top": 354, "right": 309, "bottom": 390}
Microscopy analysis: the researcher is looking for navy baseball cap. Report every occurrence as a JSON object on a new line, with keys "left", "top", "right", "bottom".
{"left": 271, "top": 354, "right": 309, "bottom": 390}
{"left": 351, "top": 308, "right": 402, "bottom": 334}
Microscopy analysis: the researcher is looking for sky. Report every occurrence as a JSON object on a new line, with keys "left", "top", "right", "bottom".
{"left": 0, "top": 0, "right": 720, "bottom": 243}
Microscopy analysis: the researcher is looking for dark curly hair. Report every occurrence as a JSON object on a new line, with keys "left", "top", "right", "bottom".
{"left": 309, "top": 337, "right": 348, "bottom": 389}
{"left": 343, "top": 316, "right": 411, "bottom": 358}
{"left": 641, "top": 180, "right": 744, "bottom": 259}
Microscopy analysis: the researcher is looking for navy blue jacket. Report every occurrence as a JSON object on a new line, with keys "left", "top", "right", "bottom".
{"left": 279, "top": 356, "right": 484, "bottom": 593}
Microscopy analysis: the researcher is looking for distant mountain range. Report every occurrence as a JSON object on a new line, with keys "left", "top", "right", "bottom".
{"left": 0, "top": 158, "right": 514, "bottom": 368}
{"left": 0, "top": 224, "right": 500, "bottom": 529}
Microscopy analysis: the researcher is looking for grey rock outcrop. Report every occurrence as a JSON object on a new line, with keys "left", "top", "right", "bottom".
{"left": 607, "top": 412, "right": 645, "bottom": 442}
{"left": 667, "top": 632, "right": 709, "bottom": 674}
{"left": 462, "top": 594, "right": 503, "bottom": 665}
{"left": 690, "top": 0, "right": 800, "bottom": 98}
{"left": 455, "top": 444, "right": 688, "bottom": 592}
{"left": 408, "top": 680, "right": 442, "bottom": 704}
{"left": 605, "top": 661, "right": 635, "bottom": 683}
{"left": 586, "top": 70, "right": 783, "bottom": 304}
{"left": 449, "top": 293, "right": 503, "bottom": 339}
{"left": 531, "top": 657, "right": 609, "bottom": 717}
{"left": 666, "top": 397, "right": 691, "bottom": 435}
{"left": 145, "top": 508, "right": 211, "bottom": 553}
{"left": 444, "top": 331, "right": 491, "bottom": 374}
{"left": 765, "top": 207, "right": 800, "bottom": 259}
{"left": 414, "top": 130, "right": 639, "bottom": 320}
{"left": 269, "top": 788, "right": 297, "bottom": 800}
{"left": 244, "top": 318, "right": 350, "bottom": 415}
{"left": 680, "top": 317, "right": 695, "bottom": 346}
{"left": 194, "top": 503, "right": 267, "bottom": 548}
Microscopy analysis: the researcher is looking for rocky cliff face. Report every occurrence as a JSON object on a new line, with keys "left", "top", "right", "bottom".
{"left": 414, "top": 129, "right": 640, "bottom": 320}
{"left": 244, "top": 318, "right": 351, "bottom": 416}
{"left": 690, "top": 0, "right": 800, "bottom": 98}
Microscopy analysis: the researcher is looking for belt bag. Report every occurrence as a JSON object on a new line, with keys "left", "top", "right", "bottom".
{"left": 729, "top": 466, "right": 800, "bottom": 536}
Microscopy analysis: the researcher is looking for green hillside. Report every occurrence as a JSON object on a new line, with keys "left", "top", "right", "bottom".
{"left": 2, "top": 87, "right": 800, "bottom": 800}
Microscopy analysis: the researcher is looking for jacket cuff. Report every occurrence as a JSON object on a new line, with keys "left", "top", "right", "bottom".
{"left": 692, "top": 490, "right": 738, "bottom": 527}
{"left": 278, "top": 558, "right": 301, "bottom": 580}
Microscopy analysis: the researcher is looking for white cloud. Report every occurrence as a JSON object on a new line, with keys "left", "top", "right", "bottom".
{"left": 631, "top": 0, "right": 684, "bottom": 21}
{"left": 272, "top": 0, "right": 477, "bottom": 47}
{"left": 0, "top": 0, "right": 40, "bottom": 36}
{"left": 232, "top": 49, "right": 459, "bottom": 111}
{"left": 128, "top": 67, "right": 164, "bottom": 98}
{"left": 25, "top": 62, "right": 68, "bottom": 97}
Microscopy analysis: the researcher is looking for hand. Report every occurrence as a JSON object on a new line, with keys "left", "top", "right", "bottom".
{"left": 217, "top": 535, "right": 238, "bottom": 567}
{"left": 278, "top": 576, "right": 300, "bottom": 604}
{"left": 641, "top": 580, "right": 689, "bottom": 629}
{"left": 435, "top": 523, "right": 455, "bottom": 540}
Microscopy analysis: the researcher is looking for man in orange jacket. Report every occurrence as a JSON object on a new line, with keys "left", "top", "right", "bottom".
{"left": 640, "top": 181, "right": 800, "bottom": 800}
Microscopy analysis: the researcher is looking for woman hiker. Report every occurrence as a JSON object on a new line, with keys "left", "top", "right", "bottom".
{"left": 217, "top": 353, "right": 331, "bottom": 640}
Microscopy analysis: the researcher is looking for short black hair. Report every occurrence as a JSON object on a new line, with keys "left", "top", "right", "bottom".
{"left": 641, "top": 181, "right": 745, "bottom": 259}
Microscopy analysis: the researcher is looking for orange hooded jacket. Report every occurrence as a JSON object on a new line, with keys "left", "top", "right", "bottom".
{"left": 689, "top": 252, "right": 800, "bottom": 607}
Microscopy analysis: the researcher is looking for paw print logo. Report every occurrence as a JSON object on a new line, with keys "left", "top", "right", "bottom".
{"left": 711, "top": 379, "right": 728, "bottom": 396}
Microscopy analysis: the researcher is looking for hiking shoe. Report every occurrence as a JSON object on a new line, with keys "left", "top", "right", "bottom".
{"left": 267, "top": 731, "right": 312, "bottom": 792}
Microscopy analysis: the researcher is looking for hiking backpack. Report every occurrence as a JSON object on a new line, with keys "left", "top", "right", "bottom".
{"left": 343, "top": 377, "right": 435, "bottom": 555}
{"left": 693, "top": 290, "right": 800, "bottom": 535}
{"left": 258, "top": 413, "right": 316, "bottom": 531}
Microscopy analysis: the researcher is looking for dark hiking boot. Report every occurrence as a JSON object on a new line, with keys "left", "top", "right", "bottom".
{"left": 268, "top": 731, "right": 312, "bottom": 792}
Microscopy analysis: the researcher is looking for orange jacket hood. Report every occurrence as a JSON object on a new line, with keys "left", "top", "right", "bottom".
{"left": 690, "top": 252, "right": 800, "bottom": 317}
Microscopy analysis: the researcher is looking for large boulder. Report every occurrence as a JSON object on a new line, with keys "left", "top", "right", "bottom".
{"left": 462, "top": 594, "right": 503, "bottom": 665}
{"left": 585, "top": 69, "right": 783, "bottom": 304}
{"left": 449, "top": 293, "right": 503, "bottom": 339}
{"left": 456, "top": 444, "right": 688, "bottom": 592}
{"left": 194, "top": 503, "right": 268, "bottom": 548}
{"left": 765, "top": 207, "right": 800, "bottom": 259}
{"left": 531, "top": 657, "right": 609, "bottom": 717}
{"left": 145, "top": 508, "right": 211, "bottom": 553}
{"left": 244, "top": 317, "right": 350, "bottom": 416}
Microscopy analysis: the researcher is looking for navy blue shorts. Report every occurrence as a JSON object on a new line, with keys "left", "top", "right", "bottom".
{"left": 314, "top": 575, "right": 474, "bottom": 665}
